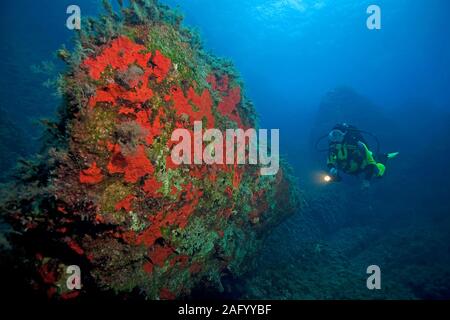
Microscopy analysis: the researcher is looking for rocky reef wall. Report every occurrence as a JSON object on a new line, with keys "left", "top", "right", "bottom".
{"left": 0, "top": 0, "right": 299, "bottom": 300}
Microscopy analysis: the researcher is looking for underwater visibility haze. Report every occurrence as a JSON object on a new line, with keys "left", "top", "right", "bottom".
{"left": 0, "top": 0, "right": 449, "bottom": 301}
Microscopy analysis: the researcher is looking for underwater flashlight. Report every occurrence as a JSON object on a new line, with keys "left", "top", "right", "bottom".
{"left": 323, "top": 175, "right": 332, "bottom": 183}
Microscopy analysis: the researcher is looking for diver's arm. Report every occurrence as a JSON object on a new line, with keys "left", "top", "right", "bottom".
{"left": 328, "top": 167, "right": 342, "bottom": 182}
{"left": 327, "top": 149, "right": 341, "bottom": 181}
{"left": 327, "top": 158, "right": 340, "bottom": 181}
{"left": 327, "top": 155, "right": 338, "bottom": 175}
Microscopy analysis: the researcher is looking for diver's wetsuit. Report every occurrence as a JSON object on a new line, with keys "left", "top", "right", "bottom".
{"left": 327, "top": 124, "right": 385, "bottom": 180}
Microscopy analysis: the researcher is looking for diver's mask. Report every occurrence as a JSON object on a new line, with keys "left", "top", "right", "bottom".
{"left": 328, "top": 129, "right": 346, "bottom": 144}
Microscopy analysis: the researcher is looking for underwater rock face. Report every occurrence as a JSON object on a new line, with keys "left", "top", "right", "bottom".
{"left": 1, "top": 1, "right": 298, "bottom": 300}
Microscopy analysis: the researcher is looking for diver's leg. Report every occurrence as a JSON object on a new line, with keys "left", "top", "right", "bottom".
{"left": 360, "top": 165, "right": 375, "bottom": 189}
{"left": 364, "top": 165, "right": 377, "bottom": 180}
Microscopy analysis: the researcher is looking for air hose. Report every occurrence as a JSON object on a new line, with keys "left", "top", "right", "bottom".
{"left": 314, "top": 128, "right": 381, "bottom": 154}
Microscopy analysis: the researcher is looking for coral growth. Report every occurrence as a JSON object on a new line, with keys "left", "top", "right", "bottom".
{"left": 0, "top": 0, "right": 299, "bottom": 300}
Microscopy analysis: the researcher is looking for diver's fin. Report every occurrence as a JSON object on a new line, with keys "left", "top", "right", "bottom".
{"left": 386, "top": 152, "right": 399, "bottom": 159}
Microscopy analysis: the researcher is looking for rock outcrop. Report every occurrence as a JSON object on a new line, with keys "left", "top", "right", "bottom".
{"left": 0, "top": 0, "right": 299, "bottom": 300}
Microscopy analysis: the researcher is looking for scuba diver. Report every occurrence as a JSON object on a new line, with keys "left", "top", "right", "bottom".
{"left": 326, "top": 123, "right": 399, "bottom": 189}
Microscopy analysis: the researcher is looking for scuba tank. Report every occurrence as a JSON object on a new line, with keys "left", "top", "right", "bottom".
{"left": 315, "top": 123, "right": 380, "bottom": 154}
{"left": 330, "top": 123, "right": 367, "bottom": 146}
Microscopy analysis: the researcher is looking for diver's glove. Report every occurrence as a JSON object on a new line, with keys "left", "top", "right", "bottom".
{"left": 329, "top": 167, "right": 338, "bottom": 177}
{"left": 329, "top": 167, "right": 342, "bottom": 182}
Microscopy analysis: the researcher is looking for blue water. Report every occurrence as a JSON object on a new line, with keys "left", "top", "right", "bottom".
{"left": 2, "top": 0, "right": 449, "bottom": 161}
{"left": 1, "top": 0, "right": 449, "bottom": 299}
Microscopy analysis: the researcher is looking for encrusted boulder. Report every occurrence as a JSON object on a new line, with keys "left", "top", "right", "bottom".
{"left": 1, "top": 0, "right": 299, "bottom": 300}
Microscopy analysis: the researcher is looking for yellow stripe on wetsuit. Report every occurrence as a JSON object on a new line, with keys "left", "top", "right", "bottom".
{"left": 359, "top": 142, "right": 385, "bottom": 177}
